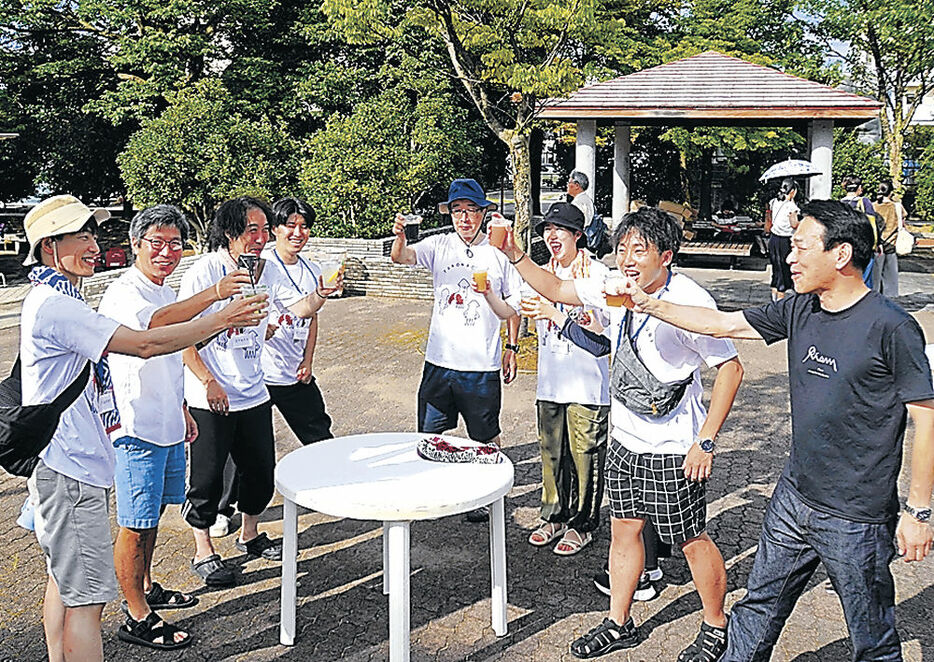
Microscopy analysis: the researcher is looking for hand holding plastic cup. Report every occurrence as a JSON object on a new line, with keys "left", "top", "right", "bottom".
{"left": 402, "top": 214, "right": 422, "bottom": 243}
{"left": 519, "top": 283, "right": 541, "bottom": 317}
{"left": 604, "top": 274, "right": 634, "bottom": 309}
{"left": 319, "top": 255, "right": 345, "bottom": 288}
{"left": 487, "top": 213, "right": 512, "bottom": 250}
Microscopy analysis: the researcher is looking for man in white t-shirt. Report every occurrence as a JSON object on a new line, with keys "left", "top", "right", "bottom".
{"left": 261, "top": 197, "right": 333, "bottom": 443}
{"left": 20, "top": 195, "right": 266, "bottom": 661}
{"left": 99, "top": 205, "right": 253, "bottom": 650}
{"left": 519, "top": 202, "right": 610, "bottom": 556}
{"left": 497, "top": 206, "right": 744, "bottom": 660}
{"left": 390, "top": 178, "right": 521, "bottom": 523}
{"left": 568, "top": 170, "right": 596, "bottom": 229}
{"left": 179, "top": 196, "right": 341, "bottom": 586}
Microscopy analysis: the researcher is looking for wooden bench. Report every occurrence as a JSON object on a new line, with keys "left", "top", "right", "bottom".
{"left": 679, "top": 238, "right": 754, "bottom": 269}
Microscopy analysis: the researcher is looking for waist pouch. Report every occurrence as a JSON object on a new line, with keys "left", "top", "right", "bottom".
{"left": 611, "top": 313, "right": 692, "bottom": 417}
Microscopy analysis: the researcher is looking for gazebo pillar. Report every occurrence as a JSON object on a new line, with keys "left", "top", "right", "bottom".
{"left": 575, "top": 120, "right": 597, "bottom": 203}
{"left": 809, "top": 120, "right": 834, "bottom": 200}
{"left": 612, "top": 123, "right": 631, "bottom": 227}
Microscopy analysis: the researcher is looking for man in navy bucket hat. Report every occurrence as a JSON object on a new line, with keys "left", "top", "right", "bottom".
{"left": 392, "top": 179, "right": 521, "bottom": 522}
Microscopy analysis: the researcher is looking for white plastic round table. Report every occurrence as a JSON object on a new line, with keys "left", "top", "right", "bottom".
{"left": 275, "top": 432, "right": 515, "bottom": 661}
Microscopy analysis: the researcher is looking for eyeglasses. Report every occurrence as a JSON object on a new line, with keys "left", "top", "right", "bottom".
{"left": 140, "top": 237, "right": 184, "bottom": 252}
{"left": 450, "top": 206, "right": 483, "bottom": 218}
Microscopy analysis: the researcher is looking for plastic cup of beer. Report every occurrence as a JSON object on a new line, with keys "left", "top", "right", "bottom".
{"left": 488, "top": 213, "right": 512, "bottom": 250}
{"left": 473, "top": 270, "right": 488, "bottom": 291}
{"left": 519, "top": 284, "right": 540, "bottom": 317}
{"left": 402, "top": 214, "right": 422, "bottom": 243}
{"left": 319, "top": 255, "right": 344, "bottom": 287}
{"left": 605, "top": 274, "right": 633, "bottom": 308}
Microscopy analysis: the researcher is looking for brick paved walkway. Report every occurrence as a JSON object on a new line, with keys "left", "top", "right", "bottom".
{"left": 0, "top": 267, "right": 931, "bottom": 661}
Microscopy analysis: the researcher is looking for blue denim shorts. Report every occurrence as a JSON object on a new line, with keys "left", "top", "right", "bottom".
{"left": 114, "top": 436, "right": 186, "bottom": 529}
{"left": 417, "top": 362, "right": 501, "bottom": 442}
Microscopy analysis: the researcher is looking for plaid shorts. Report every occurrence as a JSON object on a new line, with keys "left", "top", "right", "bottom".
{"left": 605, "top": 441, "right": 706, "bottom": 545}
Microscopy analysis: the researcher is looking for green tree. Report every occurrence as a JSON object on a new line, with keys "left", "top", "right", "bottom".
{"left": 299, "top": 89, "right": 482, "bottom": 238}
{"left": 804, "top": 0, "right": 934, "bottom": 188}
{"left": 321, "top": 0, "right": 658, "bottom": 244}
{"left": 830, "top": 128, "right": 888, "bottom": 198}
{"left": 0, "top": 0, "right": 129, "bottom": 203}
{"left": 117, "top": 80, "right": 297, "bottom": 244}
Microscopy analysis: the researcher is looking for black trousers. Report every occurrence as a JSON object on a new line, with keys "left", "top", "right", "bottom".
{"left": 216, "top": 379, "right": 333, "bottom": 518}
{"left": 182, "top": 402, "right": 275, "bottom": 530}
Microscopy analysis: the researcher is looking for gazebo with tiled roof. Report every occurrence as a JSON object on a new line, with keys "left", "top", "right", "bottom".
{"left": 540, "top": 51, "right": 882, "bottom": 221}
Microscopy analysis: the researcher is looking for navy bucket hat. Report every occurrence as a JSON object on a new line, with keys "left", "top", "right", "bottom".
{"left": 438, "top": 179, "right": 497, "bottom": 214}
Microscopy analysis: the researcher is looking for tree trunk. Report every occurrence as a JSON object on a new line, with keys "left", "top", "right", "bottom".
{"left": 506, "top": 131, "right": 533, "bottom": 251}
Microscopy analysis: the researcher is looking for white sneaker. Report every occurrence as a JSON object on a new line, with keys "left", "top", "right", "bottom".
{"left": 209, "top": 514, "right": 230, "bottom": 538}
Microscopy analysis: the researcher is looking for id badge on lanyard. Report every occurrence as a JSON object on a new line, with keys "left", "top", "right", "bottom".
{"left": 293, "top": 319, "right": 310, "bottom": 342}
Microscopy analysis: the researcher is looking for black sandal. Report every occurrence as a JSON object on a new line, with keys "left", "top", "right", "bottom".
{"left": 146, "top": 582, "right": 199, "bottom": 610}
{"left": 570, "top": 617, "right": 641, "bottom": 659}
{"left": 191, "top": 554, "right": 236, "bottom": 587}
{"left": 117, "top": 611, "right": 192, "bottom": 651}
{"left": 677, "top": 622, "right": 728, "bottom": 662}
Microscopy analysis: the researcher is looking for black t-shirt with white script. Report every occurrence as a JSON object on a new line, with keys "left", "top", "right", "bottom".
{"left": 743, "top": 292, "right": 934, "bottom": 523}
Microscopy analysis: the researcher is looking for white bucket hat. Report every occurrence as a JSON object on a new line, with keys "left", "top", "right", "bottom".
{"left": 23, "top": 195, "right": 111, "bottom": 266}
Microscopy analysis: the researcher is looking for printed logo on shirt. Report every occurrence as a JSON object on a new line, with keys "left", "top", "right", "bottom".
{"left": 439, "top": 277, "right": 481, "bottom": 326}
{"left": 218, "top": 327, "right": 262, "bottom": 359}
{"left": 801, "top": 344, "right": 837, "bottom": 379}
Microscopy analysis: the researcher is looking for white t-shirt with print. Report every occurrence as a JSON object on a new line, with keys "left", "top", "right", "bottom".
{"left": 98, "top": 266, "right": 185, "bottom": 447}
{"left": 413, "top": 233, "right": 522, "bottom": 372}
{"left": 575, "top": 271, "right": 737, "bottom": 455}
{"left": 20, "top": 285, "right": 121, "bottom": 488}
{"left": 535, "top": 258, "right": 610, "bottom": 406}
{"left": 261, "top": 248, "right": 321, "bottom": 386}
{"left": 179, "top": 251, "right": 301, "bottom": 411}
{"left": 769, "top": 198, "right": 799, "bottom": 237}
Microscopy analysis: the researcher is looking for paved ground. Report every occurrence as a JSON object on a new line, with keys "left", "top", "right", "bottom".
{"left": 0, "top": 266, "right": 932, "bottom": 662}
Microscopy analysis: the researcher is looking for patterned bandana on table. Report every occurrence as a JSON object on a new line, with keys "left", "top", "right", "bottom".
{"left": 544, "top": 249, "right": 594, "bottom": 332}
{"left": 28, "top": 266, "right": 122, "bottom": 434}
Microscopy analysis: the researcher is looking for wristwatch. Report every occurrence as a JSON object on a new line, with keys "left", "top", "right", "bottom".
{"left": 904, "top": 504, "right": 932, "bottom": 523}
{"left": 504, "top": 343, "right": 520, "bottom": 353}
{"left": 698, "top": 438, "right": 715, "bottom": 453}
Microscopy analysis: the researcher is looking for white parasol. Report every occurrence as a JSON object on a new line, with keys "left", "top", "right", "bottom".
{"left": 759, "top": 159, "right": 823, "bottom": 182}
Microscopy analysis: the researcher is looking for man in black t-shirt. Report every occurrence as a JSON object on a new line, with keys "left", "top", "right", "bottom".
{"left": 612, "top": 200, "right": 934, "bottom": 661}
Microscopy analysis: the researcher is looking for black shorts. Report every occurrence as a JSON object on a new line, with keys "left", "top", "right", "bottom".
{"left": 605, "top": 441, "right": 706, "bottom": 545}
{"left": 417, "top": 362, "right": 501, "bottom": 442}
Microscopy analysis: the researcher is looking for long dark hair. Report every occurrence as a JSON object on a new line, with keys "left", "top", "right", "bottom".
{"left": 207, "top": 197, "right": 273, "bottom": 251}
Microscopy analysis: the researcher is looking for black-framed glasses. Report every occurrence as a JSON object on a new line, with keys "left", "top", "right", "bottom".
{"left": 450, "top": 206, "right": 483, "bottom": 218}
{"left": 140, "top": 237, "right": 184, "bottom": 252}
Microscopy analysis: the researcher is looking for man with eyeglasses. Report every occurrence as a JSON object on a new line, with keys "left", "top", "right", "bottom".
{"left": 98, "top": 205, "right": 252, "bottom": 649}
{"left": 391, "top": 178, "right": 521, "bottom": 522}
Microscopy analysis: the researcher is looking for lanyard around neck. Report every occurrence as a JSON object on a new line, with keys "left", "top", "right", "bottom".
{"left": 273, "top": 248, "right": 313, "bottom": 293}
{"left": 616, "top": 271, "right": 672, "bottom": 347}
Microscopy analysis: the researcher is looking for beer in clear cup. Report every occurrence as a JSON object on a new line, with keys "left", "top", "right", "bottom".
{"left": 488, "top": 213, "right": 511, "bottom": 250}
{"left": 473, "top": 270, "right": 488, "bottom": 291}
{"left": 604, "top": 274, "right": 633, "bottom": 308}
{"left": 402, "top": 214, "right": 422, "bottom": 243}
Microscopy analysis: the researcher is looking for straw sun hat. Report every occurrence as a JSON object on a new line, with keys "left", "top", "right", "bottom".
{"left": 23, "top": 195, "right": 111, "bottom": 266}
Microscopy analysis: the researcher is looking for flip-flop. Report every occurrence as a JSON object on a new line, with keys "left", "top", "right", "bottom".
{"left": 528, "top": 522, "right": 568, "bottom": 547}
{"left": 554, "top": 529, "right": 592, "bottom": 556}
{"left": 145, "top": 582, "right": 198, "bottom": 610}
{"left": 117, "top": 611, "right": 192, "bottom": 651}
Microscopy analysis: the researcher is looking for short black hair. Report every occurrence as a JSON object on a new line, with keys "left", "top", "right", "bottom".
{"left": 610, "top": 206, "right": 682, "bottom": 258}
{"left": 271, "top": 197, "right": 316, "bottom": 228}
{"left": 799, "top": 199, "right": 874, "bottom": 271}
{"left": 842, "top": 175, "right": 862, "bottom": 193}
{"left": 34, "top": 217, "right": 99, "bottom": 264}
{"left": 207, "top": 197, "right": 272, "bottom": 251}
{"left": 129, "top": 204, "right": 189, "bottom": 244}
